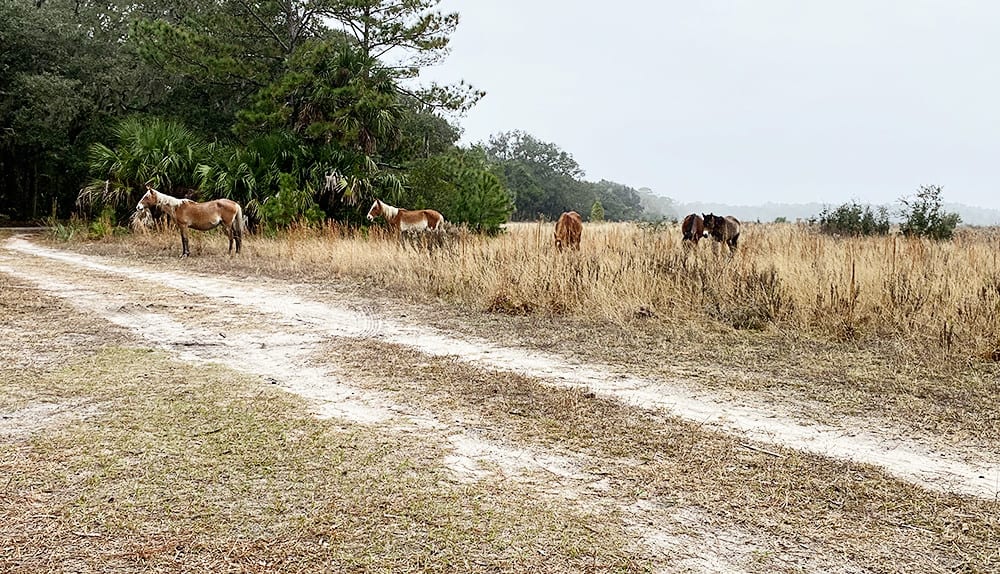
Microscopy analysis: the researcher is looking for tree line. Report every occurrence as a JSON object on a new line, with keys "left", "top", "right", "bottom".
{"left": 0, "top": 0, "right": 652, "bottom": 232}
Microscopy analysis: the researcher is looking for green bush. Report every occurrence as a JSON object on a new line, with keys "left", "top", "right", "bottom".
{"left": 88, "top": 206, "right": 120, "bottom": 239}
{"left": 816, "top": 201, "right": 890, "bottom": 236}
{"left": 448, "top": 170, "right": 512, "bottom": 235}
{"left": 47, "top": 216, "right": 86, "bottom": 242}
{"left": 258, "top": 173, "right": 325, "bottom": 233}
{"left": 898, "top": 185, "right": 961, "bottom": 240}
{"left": 404, "top": 148, "right": 513, "bottom": 234}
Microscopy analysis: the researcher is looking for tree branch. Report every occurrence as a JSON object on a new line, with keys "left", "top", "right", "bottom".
{"left": 236, "top": 0, "right": 290, "bottom": 54}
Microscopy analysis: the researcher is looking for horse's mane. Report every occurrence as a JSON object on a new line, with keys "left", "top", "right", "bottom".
{"left": 378, "top": 200, "right": 399, "bottom": 220}
{"left": 148, "top": 188, "right": 187, "bottom": 208}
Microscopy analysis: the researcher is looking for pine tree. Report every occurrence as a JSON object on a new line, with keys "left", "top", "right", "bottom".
{"left": 590, "top": 200, "right": 605, "bottom": 222}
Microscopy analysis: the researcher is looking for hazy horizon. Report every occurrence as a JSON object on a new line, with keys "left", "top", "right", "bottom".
{"left": 420, "top": 1, "right": 1000, "bottom": 211}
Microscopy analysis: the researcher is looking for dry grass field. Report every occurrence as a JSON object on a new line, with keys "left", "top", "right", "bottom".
{"left": 110, "top": 218, "right": 1000, "bottom": 362}
{"left": 4, "top": 221, "right": 999, "bottom": 572}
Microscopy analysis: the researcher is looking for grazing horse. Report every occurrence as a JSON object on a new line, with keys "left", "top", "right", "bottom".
{"left": 366, "top": 199, "right": 444, "bottom": 232}
{"left": 554, "top": 211, "right": 583, "bottom": 251}
{"left": 681, "top": 213, "right": 706, "bottom": 244}
{"left": 136, "top": 185, "right": 244, "bottom": 256}
{"left": 702, "top": 213, "right": 741, "bottom": 250}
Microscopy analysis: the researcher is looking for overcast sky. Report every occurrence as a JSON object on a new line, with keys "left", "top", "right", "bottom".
{"left": 418, "top": 1, "right": 1000, "bottom": 209}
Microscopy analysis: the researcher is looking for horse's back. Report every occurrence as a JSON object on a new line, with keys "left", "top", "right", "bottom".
{"left": 724, "top": 216, "right": 740, "bottom": 236}
{"left": 177, "top": 198, "right": 241, "bottom": 230}
{"left": 725, "top": 216, "right": 740, "bottom": 245}
{"left": 398, "top": 208, "right": 444, "bottom": 231}
{"left": 682, "top": 213, "right": 704, "bottom": 241}
{"left": 424, "top": 209, "right": 444, "bottom": 230}
{"left": 555, "top": 211, "right": 583, "bottom": 249}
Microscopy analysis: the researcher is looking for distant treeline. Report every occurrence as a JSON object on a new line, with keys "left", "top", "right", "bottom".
{"left": 674, "top": 200, "right": 1000, "bottom": 227}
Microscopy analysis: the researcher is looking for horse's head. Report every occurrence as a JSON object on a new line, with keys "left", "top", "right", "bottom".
{"left": 702, "top": 213, "right": 716, "bottom": 231}
{"left": 137, "top": 185, "right": 158, "bottom": 212}
{"left": 366, "top": 199, "right": 383, "bottom": 222}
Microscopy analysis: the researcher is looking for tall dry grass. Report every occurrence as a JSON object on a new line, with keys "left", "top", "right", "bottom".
{"left": 124, "top": 220, "right": 1000, "bottom": 360}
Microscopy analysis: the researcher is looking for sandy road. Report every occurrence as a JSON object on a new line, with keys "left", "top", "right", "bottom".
{"left": 5, "top": 234, "right": 1000, "bottom": 572}
{"left": 2, "top": 235, "right": 997, "bottom": 502}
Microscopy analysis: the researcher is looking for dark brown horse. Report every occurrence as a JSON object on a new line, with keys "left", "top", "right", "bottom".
{"left": 136, "top": 185, "right": 244, "bottom": 256}
{"left": 702, "top": 213, "right": 741, "bottom": 250}
{"left": 366, "top": 199, "right": 444, "bottom": 232}
{"left": 554, "top": 211, "right": 583, "bottom": 251}
{"left": 681, "top": 213, "right": 705, "bottom": 244}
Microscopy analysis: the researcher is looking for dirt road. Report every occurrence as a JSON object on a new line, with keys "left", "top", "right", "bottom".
{"left": 2, "top": 234, "right": 998, "bottom": 572}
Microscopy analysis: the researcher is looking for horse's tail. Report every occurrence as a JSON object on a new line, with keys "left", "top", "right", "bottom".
{"left": 233, "top": 204, "right": 245, "bottom": 239}
{"left": 232, "top": 203, "right": 246, "bottom": 255}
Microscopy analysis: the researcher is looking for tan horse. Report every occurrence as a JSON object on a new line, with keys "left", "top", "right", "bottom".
{"left": 554, "top": 211, "right": 583, "bottom": 250}
{"left": 366, "top": 199, "right": 444, "bottom": 232}
{"left": 136, "top": 185, "right": 244, "bottom": 256}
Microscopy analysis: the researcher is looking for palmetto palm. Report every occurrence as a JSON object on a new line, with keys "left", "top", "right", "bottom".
{"left": 79, "top": 117, "right": 208, "bottom": 210}
{"left": 197, "top": 132, "right": 308, "bottom": 219}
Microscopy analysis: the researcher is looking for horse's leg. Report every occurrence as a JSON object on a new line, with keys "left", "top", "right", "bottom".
{"left": 224, "top": 222, "right": 234, "bottom": 255}
{"left": 179, "top": 226, "right": 192, "bottom": 257}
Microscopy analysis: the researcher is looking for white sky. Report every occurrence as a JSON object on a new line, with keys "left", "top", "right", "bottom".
{"left": 419, "top": 1, "right": 1000, "bottom": 209}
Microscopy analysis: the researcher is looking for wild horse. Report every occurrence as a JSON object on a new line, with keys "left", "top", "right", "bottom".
{"left": 681, "top": 213, "right": 705, "bottom": 244}
{"left": 366, "top": 199, "right": 444, "bottom": 232}
{"left": 136, "top": 185, "right": 245, "bottom": 256}
{"left": 702, "top": 213, "right": 741, "bottom": 250}
{"left": 554, "top": 211, "right": 583, "bottom": 251}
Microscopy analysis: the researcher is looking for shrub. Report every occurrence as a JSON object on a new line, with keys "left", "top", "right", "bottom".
{"left": 258, "top": 173, "right": 325, "bottom": 233}
{"left": 899, "top": 185, "right": 961, "bottom": 240}
{"left": 88, "top": 206, "right": 119, "bottom": 239}
{"left": 47, "top": 216, "right": 86, "bottom": 242}
{"left": 816, "top": 201, "right": 890, "bottom": 236}
{"left": 404, "top": 149, "right": 513, "bottom": 234}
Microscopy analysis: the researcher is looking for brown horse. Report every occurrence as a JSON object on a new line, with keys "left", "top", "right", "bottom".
{"left": 702, "top": 213, "right": 741, "bottom": 250}
{"left": 554, "top": 211, "right": 583, "bottom": 250}
{"left": 681, "top": 213, "right": 705, "bottom": 244}
{"left": 136, "top": 185, "right": 244, "bottom": 256}
{"left": 366, "top": 199, "right": 444, "bottom": 232}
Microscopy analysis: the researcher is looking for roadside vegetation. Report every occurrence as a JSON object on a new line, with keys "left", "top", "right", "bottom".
{"left": 4, "top": 0, "right": 998, "bottom": 570}
{"left": 39, "top": 216, "right": 1000, "bottom": 451}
